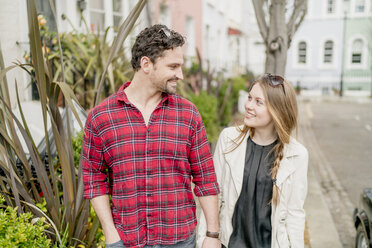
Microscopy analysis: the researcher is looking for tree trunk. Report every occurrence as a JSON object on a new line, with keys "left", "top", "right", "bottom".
{"left": 265, "top": 0, "right": 288, "bottom": 75}
{"left": 252, "top": 0, "right": 307, "bottom": 77}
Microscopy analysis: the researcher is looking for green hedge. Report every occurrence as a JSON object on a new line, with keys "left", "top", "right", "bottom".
{"left": 188, "top": 91, "right": 220, "bottom": 144}
{"left": 0, "top": 195, "right": 51, "bottom": 247}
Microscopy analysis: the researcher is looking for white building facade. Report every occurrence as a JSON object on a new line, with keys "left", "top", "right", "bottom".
{"left": 0, "top": 0, "right": 149, "bottom": 106}
{"left": 285, "top": 0, "right": 345, "bottom": 94}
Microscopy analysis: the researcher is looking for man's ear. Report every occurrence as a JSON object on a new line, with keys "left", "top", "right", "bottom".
{"left": 140, "top": 56, "right": 152, "bottom": 74}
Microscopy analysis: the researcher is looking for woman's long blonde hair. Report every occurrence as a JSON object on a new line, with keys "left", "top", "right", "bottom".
{"left": 232, "top": 74, "right": 298, "bottom": 205}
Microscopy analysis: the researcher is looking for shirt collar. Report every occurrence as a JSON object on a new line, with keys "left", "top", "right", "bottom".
{"left": 116, "top": 81, "right": 170, "bottom": 105}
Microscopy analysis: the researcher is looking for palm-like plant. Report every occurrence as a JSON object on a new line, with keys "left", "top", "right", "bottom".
{"left": 43, "top": 16, "right": 134, "bottom": 110}
{"left": 0, "top": 0, "right": 147, "bottom": 246}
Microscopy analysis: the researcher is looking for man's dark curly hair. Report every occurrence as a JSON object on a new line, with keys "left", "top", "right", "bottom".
{"left": 131, "top": 24, "right": 185, "bottom": 71}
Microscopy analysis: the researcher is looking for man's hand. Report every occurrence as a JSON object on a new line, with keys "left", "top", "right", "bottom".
{"left": 90, "top": 195, "right": 121, "bottom": 244}
{"left": 202, "top": 237, "right": 221, "bottom": 248}
{"left": 104, "top": 226, "right": 121, "bottom": 244}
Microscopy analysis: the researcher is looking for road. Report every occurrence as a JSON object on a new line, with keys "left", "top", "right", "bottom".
{"left": 307, "top": 99, "right": 372, "bottom": 205}
{"left": 299, "top": 98, "right": 372, "bottom": 247}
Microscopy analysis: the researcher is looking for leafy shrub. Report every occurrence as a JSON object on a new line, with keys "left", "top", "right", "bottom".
{"left": 188, "top": 91, "right": 220, "bottom": 144}
{"left": 230, "top": 76, "right": 248, "bottom": 112}
{"left": 218, "top": 81, "right": 233, "bottom": 127}
{"left": 218, "top": 76, "right": 248, "bottom": 126}
{"left": 72, "top": 130, "right": 84, "bottom": 166}
{"left": 0, "top": 195, "right": 51, "bottom": 247}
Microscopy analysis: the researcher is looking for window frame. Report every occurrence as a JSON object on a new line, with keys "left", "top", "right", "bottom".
{"left": 346, "top": 35, "right": 368, "bottom": 69}
{"left": 88, "top": 0, "right": 106, "bottom": 33}
{"left": 323, "top": 40, "right": 334, "bottom": 64}
{"left": 327, "top": 0, "right": 336, "bottom": 14}
{"left": 298, "top": 41, "right": 307, "bottom": 64}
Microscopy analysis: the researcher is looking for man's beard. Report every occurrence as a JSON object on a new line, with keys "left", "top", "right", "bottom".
{"left": 164, "top": 78, "right": 178, "bottom": 94}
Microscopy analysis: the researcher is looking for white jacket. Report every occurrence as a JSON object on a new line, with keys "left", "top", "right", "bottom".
{"left": 196, "top": 126, "right": 309, "bottom": 248}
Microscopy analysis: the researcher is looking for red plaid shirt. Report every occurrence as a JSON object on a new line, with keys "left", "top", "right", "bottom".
{"left": 82, "top": 82, "right": 219, "bottom": 248}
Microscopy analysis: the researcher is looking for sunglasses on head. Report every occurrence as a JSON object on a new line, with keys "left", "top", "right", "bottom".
{"left": 267, "top": 73, "right": 286, "bottom": 95}
{"left": 146, "top": 27, "right": 172, "bottom": 46}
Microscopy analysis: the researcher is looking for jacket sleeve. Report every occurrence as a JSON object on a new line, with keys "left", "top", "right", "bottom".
{"left": 196, "top": 128, "right": 227, "bottom": 248}
{"left": 286, "top": 147, "right": 309, "bottom": 247}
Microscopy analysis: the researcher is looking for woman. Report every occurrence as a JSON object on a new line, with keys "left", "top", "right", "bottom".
{"left": 197, "top": 74, "right": 308, "bottom": 248}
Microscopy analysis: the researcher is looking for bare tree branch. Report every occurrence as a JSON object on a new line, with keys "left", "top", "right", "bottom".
{"left": 286, "top": 0, "right": 307, "bottom": 46}
{"left": 252, "top": 0, "right": 269, "bottom": 41}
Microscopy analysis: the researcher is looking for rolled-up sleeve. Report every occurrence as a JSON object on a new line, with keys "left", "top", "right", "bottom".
{"left": 82, "top": 113, "right": 109, "bottom": 199}
{"left": 189, "top": 112, "right": 220, "bottom": 197}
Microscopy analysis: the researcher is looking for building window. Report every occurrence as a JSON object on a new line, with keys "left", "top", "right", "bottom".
{"left": 355, "top": 0, "right": 365, "bottom": 13}
{"left": 112, "top": 0, "right": 123, "bottom": 28}
{"left": 185, "top": 16, "right": 195, "bottom": 59}
{"left": 35, "top": 0, "right": 56, "bottom": 31}
{"left": 89, "top": 0, "right": 105, "bottom": 32}
{"left": 298, "top": 41, "right": 307, "bottom": 64}
{"left": 236, "top": 38, "right": 240, "bottom": 65}
{"left": 324, "top": 40, "right": 334, "bottom": 63}
{"left": 327, "top": 0, "right": 336, "bottom": 13}
{"left": 159, "top": 4, "right": 171, "bottom": 27}
{"left": 204, "top": 24, "right": 210, "bottom": 60}
{"left": 351, "top": 39, "right": 363, "bottom": 64}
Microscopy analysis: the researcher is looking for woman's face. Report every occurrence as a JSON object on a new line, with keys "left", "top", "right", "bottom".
{"left": 244, "top": 83, "right": 273, "bottom": 130}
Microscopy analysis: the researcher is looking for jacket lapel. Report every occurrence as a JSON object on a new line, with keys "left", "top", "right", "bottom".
{"left": 222, "top": 129, "right": 302, "bottom": 192}
{"left": 224, "top": 132, "right": 249, "bottom": 195}
{"left": 275, "top": 138, "right": 300, "bottom": 187}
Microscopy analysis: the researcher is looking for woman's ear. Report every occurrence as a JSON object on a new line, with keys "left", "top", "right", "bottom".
{"left": 140, "top": 56, "right": 152, "bottom": 74}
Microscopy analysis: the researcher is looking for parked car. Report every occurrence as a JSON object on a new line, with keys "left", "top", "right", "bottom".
{"left": 354, "top": 188, "right": 372, "bottom": 248}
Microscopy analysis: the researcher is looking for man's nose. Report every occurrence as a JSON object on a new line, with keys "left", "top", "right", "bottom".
{"left": 176, "top": 67, "right": 184, "bottom": 80}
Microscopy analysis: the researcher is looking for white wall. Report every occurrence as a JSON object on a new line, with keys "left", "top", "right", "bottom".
{"left": 0, "top": 0, "right": 30, "bottom": 107}
{"left": 242, "top": 0, "right": 265, "bottom": 76}
{"left": 202, "top": 0, "right": 228, "bottom": 75}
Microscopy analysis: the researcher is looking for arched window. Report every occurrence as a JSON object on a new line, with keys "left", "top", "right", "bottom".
{"left": 324, "top": 40, "right": 334, "bottom": 63}
{"left": 298, "top": 41, "right": 307, "bottom": 64}
{"left": 355, "top": 0, "right": 365, "bottom": 13}
{"left": 351, "top": 39, "right": 363, "bottom": 64}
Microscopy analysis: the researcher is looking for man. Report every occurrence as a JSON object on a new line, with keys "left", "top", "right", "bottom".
{"left": 82, "top": 24, "right": 220, "bottom": 248}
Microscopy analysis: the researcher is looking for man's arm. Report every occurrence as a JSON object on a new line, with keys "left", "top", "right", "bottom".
{"left": 91, "top": 195, "right": 121, "bottom": 244}
{"left": 198, "top": 195, "right": 221, "bottom": 247}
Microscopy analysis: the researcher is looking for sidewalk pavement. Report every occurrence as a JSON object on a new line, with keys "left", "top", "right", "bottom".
{"left": 298, "top": 99, "right": 344, "bottom": 248}
{"left": 304, "top": 165, "right": 343, "bottom": 248}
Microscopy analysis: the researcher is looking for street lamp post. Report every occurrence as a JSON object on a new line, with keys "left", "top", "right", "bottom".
{"left": 340, "top": 11, "right": 347, "bottom": 97}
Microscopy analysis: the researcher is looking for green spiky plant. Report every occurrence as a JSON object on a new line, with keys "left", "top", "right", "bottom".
{"left": 0, "top": 0, "right": 147, "bottom": 247}
{"left": 37, "top": 14, "right": 134, "bottom": 110}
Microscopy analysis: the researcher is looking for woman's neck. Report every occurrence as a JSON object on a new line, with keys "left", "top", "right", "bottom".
{"left": 251, "top": 127, "right": 277, "bottom": 146}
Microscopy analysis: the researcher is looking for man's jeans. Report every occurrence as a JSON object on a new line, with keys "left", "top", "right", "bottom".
{"left": 105, "top": 232, "right": 196, "bottom": 248}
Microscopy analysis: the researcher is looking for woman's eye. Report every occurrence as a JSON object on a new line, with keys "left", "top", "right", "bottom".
{"left": 248, "top": 96, "right": 252, "bottom": 100}
{"left": 257, "top": 100, "right": 263, "bottom": 105}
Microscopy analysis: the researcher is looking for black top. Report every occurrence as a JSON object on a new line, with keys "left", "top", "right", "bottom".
{"left": 228, "top": 137, "right": 276, "bottom": 248}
